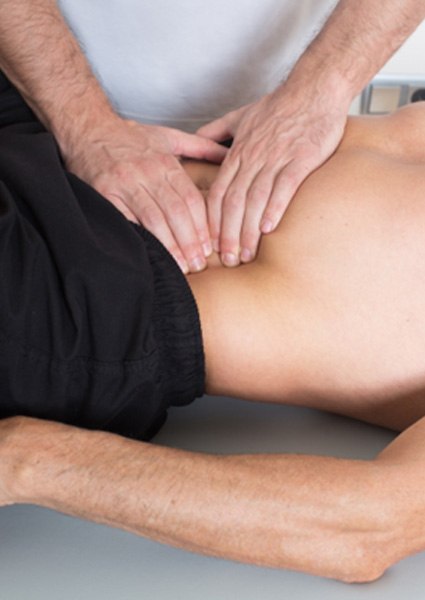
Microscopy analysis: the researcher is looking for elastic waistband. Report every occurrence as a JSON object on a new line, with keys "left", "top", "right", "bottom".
{"left": 134, "top": 224, "right": 206, "bottom": 407}
{"left": 0, "top": 69, "right": 206, "bottom": 420}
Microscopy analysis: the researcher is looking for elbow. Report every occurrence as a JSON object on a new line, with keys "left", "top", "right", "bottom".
{"left": 334, "top": 476, "right": 403, "bottom": 583}
{"left": 271, "top": 528, "right": 394, "bottom": 583}
{"left": 333, "top": 524, "right": 397, "bottom": 584}
{"left": 337, "top": 550, "right": 389, "bottom": 584}
{"left": 312, "top": 512, "right": 398, "bottom": 583}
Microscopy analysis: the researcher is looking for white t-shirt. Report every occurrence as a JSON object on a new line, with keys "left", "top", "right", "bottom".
{"left": 58, "top": 0, "right": 338, "bottom": 131}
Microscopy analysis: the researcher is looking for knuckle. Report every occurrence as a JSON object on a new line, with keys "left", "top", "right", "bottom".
{"left": 224, "top": 190, "right": 245, "bottom": 213}
{"left": 281, "top": 171, "right": 301, "bottom": 193}
{"left": 219, "top": 236, "right": 237, "bottom": 254}
{"left": 96, "top": 163, "right": 137, "bottom": 192}
{"left": 262, "top": 207, "right": 279, "bottom": 225}
{"left": 140, "top": 203, "right": 162, "bottom": 228}
{"left": 241, "top": 229, "right": 259, "bottom": 250}
{"left": 209, "top": 183, "right": 227, "bottom": 202}
{"left": 248, "top": 185, "right": 269, "bottom": 207}
{"left": 182, "top": 241, "right": 202, "bottom": 261}
{"left": 267, "top": 146, "right": 286, "bottom": 163}
{"left": 167, "top": 199, "right": 188, "bottom": 220}
{"left": 210, "top": 232, "right": 220, "bottom": 246}
{"left": 138, "top": 160, "right": 156, "bottom": 178}
{"left": 109, "top": 161, "right": 134, "bottom": 183}
{"left": 207, "top": 207, "right": 220, "bottom": 228}
{"left": 244, "top": 140, "right": 264, "bottom": 159}
{"left": 208, "top": 222, "right": 220, "bottom": 240}
{"left": 184, "top": 190, "right": 203, "bottom": 210}
{"left": 161, "top": 153, "right": 179, "bottom": 171}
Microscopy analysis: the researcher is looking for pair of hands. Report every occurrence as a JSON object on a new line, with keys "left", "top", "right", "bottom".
{"left": 67, "top": 86, "right": 348, "bottom": 273}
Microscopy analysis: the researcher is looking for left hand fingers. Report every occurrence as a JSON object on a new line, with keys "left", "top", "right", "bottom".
{"left": 239, "top": 166, "right": 288, "bottom": 263}
{"left": 196, "top": 114, "right": 234, "bottom": 144}
{"left": 169, "top": 128, "right": 228, "bottom": 164}
{"left": 217, "top": 146, "right": 325, "bottom": 266}
{"left": 255, "top": 157, "right": 313, "bottom": 236}
{"left": 211, "top": 105, "right": 347, "bottom": 265}
{"left": 217, "top": 152, "right": 294, "bottom": 266}
{"left": 206, "top": 151, "right": 242, "bottom": 254}
{"left": 215, "top": 154, "right": 275, "bottom": 266}
{"left": 196, "top": 104, "right": 249, "bottom": 143}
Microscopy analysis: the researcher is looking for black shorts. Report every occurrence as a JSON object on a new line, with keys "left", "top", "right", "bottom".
{"left": 0, "top": 72, "right": 205, "bottom": 440}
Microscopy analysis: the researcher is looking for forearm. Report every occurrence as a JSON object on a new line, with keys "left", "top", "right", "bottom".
{"left": 3, "top": 417, "right": 395, "bottom": 582}
{"left": 283, "top": 0, "right": 425, "bottom": 105}
{"left": 0, "top": 0, "right": 118, "bottom": 154}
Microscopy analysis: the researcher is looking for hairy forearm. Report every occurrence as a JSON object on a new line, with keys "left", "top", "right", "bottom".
{"left": 2, "top": 416, "right": 396, "bottom": 582}
{"left": 285, "top": 0, "right": 425, "bottom": 103}
{"left": 0, "top": 0, "right": 117, "bottom": 152}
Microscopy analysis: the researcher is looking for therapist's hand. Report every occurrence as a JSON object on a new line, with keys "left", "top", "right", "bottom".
{"left": 66, "top": 117, "right": 227, "bottom": 274}
{"left": 197, "top": 85, "right": 348, "bottom": 266}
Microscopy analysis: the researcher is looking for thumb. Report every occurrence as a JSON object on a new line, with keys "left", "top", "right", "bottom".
{"left": 197, "top": 114, "right": 233, "bottom": 142}
{"left": 172, "top": 130, "right": 228, "bottom": 164}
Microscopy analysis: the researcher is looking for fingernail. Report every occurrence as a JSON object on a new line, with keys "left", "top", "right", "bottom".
{"left": 178, "top": 258, "right": 189, "bottom": 274}
{"left": 261, "top": 219, "right": 274, "bottom": 234}
{"left": 202, "top": 241, "right": 213, "bottom": 257}
{"left": 190, "top": 256, "right": 207, "bottom": 272}
{"left": 222, "top": 252, "right": 239, "bottom": 267}
{"left": 212, "top": 239, "right": 220, "bottom": 253}
{"left": 241, "top": 248, "right": 253, "bottom": 263}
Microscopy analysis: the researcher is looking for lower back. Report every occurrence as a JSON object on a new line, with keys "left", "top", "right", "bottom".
{"left": 186, "top": 105, "right": 425, "bottom": 428}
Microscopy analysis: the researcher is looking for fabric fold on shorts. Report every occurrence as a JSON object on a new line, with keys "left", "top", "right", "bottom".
{"left": 0, "top": 70, "right": 205, "bottom": 440}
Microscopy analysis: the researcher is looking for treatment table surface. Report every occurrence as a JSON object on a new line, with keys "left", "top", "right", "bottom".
{"left": 1, "top": 395, "right": 423, "bottom": 599}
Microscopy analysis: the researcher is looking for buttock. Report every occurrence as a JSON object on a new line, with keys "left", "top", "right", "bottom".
{"left": 0, "top": 73, "right": 205, "bottom": 439}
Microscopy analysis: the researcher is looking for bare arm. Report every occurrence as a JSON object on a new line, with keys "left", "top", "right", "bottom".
{"left": 286, "top": 0, "right": 425, "bottom": 101}
{"left": 0, "top": 0, "right": 225, "bottom": 273}
{"left": 2, "top": 415, "right": 422, "bottom": 583}
{"left": 0, "top": 0, "right": 117, "bottom": 159}
{"left": 201, "top": 0, "right": 425, "bottom": 266}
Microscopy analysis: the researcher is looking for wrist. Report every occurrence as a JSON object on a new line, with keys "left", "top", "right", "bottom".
{"left": 49, "top": 92, "right": 121, "bottom": 163}
{"left": 280, "top": 57, "right": 354, "bottom": 114}
{"left": 0, "top": 416, "right": 77, "bottom": 506}
{"left": 0, "top": 416, "right": 33, "bottom": 504}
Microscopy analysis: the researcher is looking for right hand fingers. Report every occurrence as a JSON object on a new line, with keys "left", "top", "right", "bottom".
{"left": 97, "top": 159, "right": 210, "bottom": 274}
{"left": 70, "top": 120, "right": 221, "bottom": 272}
{"left": 196, "top": 104, "right": 249, "bottom": 142}
{"left": 168, "top": 128, "right": 228, "bottom": 164}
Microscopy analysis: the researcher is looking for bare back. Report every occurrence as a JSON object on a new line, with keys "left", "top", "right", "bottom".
{"left": 185, "top": 104, "right": 425, "bottom": 431}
